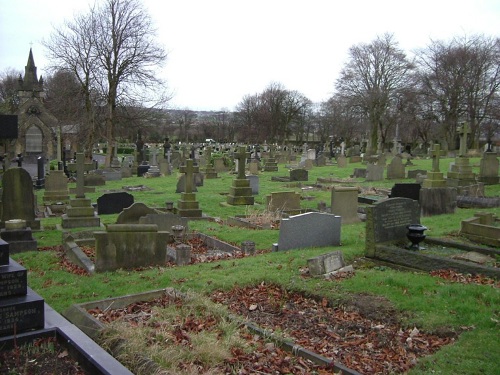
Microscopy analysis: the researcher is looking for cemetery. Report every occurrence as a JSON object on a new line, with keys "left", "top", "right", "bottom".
{"left": 1, "top": 147, "right": 499, "bottom": 374}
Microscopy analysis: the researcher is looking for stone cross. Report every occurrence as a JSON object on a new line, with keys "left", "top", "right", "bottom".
{"left": 67, "top": 153, "right": 94, "bottom": 198}
{"left": 179, "top": 159, "right": 199, "bottom": 194}
{"left": 234, "top": 146, "right": 249, "bottom": 179}
{"left": 205, "top": 146, "right": 212, "bottom": 161}
{"left": 457, "top": 122, "right": 471, "bottom": 157}
{"left": 150, "top": 147, "right": 158, "bottom": 166}
{"left": 431, "top": 144, "right": 442, "bottom": 172}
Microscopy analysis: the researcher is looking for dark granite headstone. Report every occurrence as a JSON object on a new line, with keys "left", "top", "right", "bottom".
{"left": 0, "top": 239, "right": 8, "bottom": 265}
{"left": 289, "top": 168, "right": 308, "bottom": 182}
{"left": 0, "top": 259, "right": 27, "bottom": 298}
{"left": 365, "top": 197, "right": 420, "bottom": 257}
{"left": 137, "top": 164, "right": 150, "bottom": 177}
{"left": 390, "top": 183, "right": 421, "bottom": 201}
{"left": 97, "top": 192, "right": 134, "bottom": 215}
{"left": 0, "top": 288, "right": 45, "bottom": 335}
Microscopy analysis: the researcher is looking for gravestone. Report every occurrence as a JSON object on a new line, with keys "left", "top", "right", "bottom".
{"left": 116, "top": 202, "right": 162, "bottom": 224}
{"left": 62, "top": 153, "right": 101, "bottom": 228}
{"left": 349, "top": 155, "right": 362, "bottom": 163}
{"left": 1, "top": 168, "right": 40, "bottom": 230}
{"left": 94, "top": 224, "right": 169, "bottom": 272}
{"left": 247, "top": 174, "right": 259, "bottom": 195}
{"left": 177, "top": 159, "right": 203, "bottom": 217}
{"left": 175, "top": 172, "right": 203, "bottom": 193}
{"left": 213, "top": 157, "right": 225, "bottom": 172}
{"left": 331, "top": 186, "right": 360, "bottom": 224}
{"left": 289, "top": 168, "right": 308, "bottom": 182}
{"left": 365, "top": 197, "right": 420, "bottom": 257}
{"left": 420, "top": 188, "right": 457, "bottom": 216}
{"left": 390, "top": 183, "right": 421, "bottom": 201}
{"left": 43, "top": 170, "right": 70, "bottom": 205}
{"left": 263, "top": 145, "right": 278, "bottom": 172}
{"left": 365, "top": 163, "right": 384, "bottom": 181}
{"left": 275, "top": 212, "right": 341, "bottom": 251}
{"left": 307, "top": 251, "right": 346, "bottom": 276}
{"left": 203, "top": 147, "right": 218, "bottom": 178}
{"left": 85, "top": 172, "right": 106, "bottom": 187}
{"left": 248, "top": 160, "right": 259, "bottom": 175}
{"left": 386, "top": 156, "right": 405, "bottom": 179}
{"left": 0, "top": 239, "right": 45, "bottom": 335}
{"left": 227, "top": 147, "right": 254, "bottom": 205}
{"left": 351, "top": 168, "right": 367, "bottom": 178}
{"left": 337, "top": 155, "right": 347, "bottom": 168}
{"left": 266, "top": 191, "right": 301, "bottom": 212}
{"left": 34, "top": 156, "right": 45, "bottom": 189}
{"left": 478, "top": 152, "right": 499, "bottom": 185}
{"left": 97, "top": 192, "right": 134, "bottom": 215}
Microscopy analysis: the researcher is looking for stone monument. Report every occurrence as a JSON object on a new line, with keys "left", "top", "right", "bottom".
{"left": 226, "top": 146, "right": 254, "bottom": 205}
{"left": 177, "top": 159, "right": 202, "bottom": 217}
{"left": 446, "top": 122, "right": 477, "bottom": 187}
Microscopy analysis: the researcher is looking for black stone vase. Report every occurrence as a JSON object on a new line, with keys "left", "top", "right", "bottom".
{"left": 406, "top": 224, "right": 427, "bottom": 251}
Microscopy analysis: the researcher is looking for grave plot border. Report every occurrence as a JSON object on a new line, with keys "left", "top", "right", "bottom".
{"left": 0, "top": 303, "right": 132, "bottom": 375}
{"left": 371, "top": 237, "right": 500, "bottom": 279}
{"left": 63, "top": 288, "right": 361, "bottom": 375}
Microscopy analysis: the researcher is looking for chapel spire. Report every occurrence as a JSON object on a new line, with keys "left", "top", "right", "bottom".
{"left": 20, "top": 48, "right": 42, "bottom": 92}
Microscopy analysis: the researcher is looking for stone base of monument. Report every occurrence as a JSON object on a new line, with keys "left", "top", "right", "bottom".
{"left": 419, "top": 187, "right": 457, "bottom": 216}
{"left": 62, "top": 198, "right": 101, "bottom": 228}
{"left": 0, "top": 219, "right": 37, "bottom": 253}
{"left": 177, "top": 193, "right": 202, "bottom": 217}
{"left": 226, "top": 179, "right": 254, "bottom": 205}
{"left": 63, "top": 288, "right": 358, "bottom": 375}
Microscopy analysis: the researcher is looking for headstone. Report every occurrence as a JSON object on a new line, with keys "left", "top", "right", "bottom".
{"left": 43, "top": 170, "right": 70, "bottom": 205}
{"left": 478, "top": 152, "right": 499, "bottom": 185}
{"left": 386, "top": 156, "right": 405, "bottom": 179}
{"left": 365, "top": 164, "right": 384, "bottom": 181}
{"left": 94, "top": 224, "right": 169, "bottom": 272}
{"left": 420, "top": 187, "right": 457, "bottom": 216}
{"left": 308, "top": 251, "right": 345, "bottom": 276}
{"left": 390, "top": 183, "right": 421, "bottom": 201}
{"left": 337, "top": 155, "right": 347, "bottom": 168}
{"left": 97, "top": 192, "right": 134, "bottom": 215}
{"left": 247, "top": 174, "right": 259, "bottom": 195}
{"left": 447, "top": 124, "right": 477, "bottom": 187}
{"left": 248, "top": 160, "right": 259, "bottom": 175}
{"left": 349, "top": 155, "right": 362, "bottom": 163}
{"left": 365, "top": 197, "right": 420, "bottom": 257}
{"left": 1, "top": 168, "right": 40, "bottom": 230}
{"left": 289, "top": 168, "right": 308, "bottom": 182}
{"left": 351, "top": 168, "right": 367, "bottom": 178}
{"left": 116, "top": 202, "right": 162, "bottom": 224}
{"left": 0, "top": 219, "right": 37, "bottom": 253}
{"left": 331, "top": 186, "right": 360, "bottom": 224}
{"left": 213, "top": 157, "right": 225, "bottom": 172}
{"left": 275, "top": 212, "right": 341, "bottom": 251}
{"left": 0, "top": 239, "right": 45, "bottom": 335}
{"left": 34, "top": 156, "right": 45, "bottom": 189}
{"left": 422, "top": 144, "right": 446, "bottom": 188}
{"left": 84, "top": 172, "right": 105, "bottom": 187}
{"left": 266, "top": 191, "right": 301, "bottom": 212}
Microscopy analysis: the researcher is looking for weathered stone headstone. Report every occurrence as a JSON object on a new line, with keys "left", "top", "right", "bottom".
{"left": 365, "top": 163, "right": 384, "bottom": 181}
{"left": 351, "top": 168, "right": 367, "bottom": 178}
{"left": 247, "top": 174, "right": 259, "bottom": 195}
{"left": 331, "top": 186, "right": 360, "bottom": 224}
{"left": 266, "top": 191, "right": 301, "bottom": 212}
{"left": 289, "top": 168, "right": 308, "bottom": 182}
{"left": 365, "top": 197, "right": 420, "bottom": 257}
{"left": 407, "top": 169, "right": 427, "bottom": 179}
{"left": 447, "top": 124, "right": 477, "bottom": 187}
{"left": 275, "top": 212, "right": 341, "bottom": 251}
{"left": 420, "top": 187, "right": 457, "bottom": 216}
{"left": 1, "top": 168, "right": 40, "bottom": 230}
{"left": 94, "top": 224, "right": 169, "bottom": 272}
{"left": 422, "top": 144, "right": 446, "bottom": 188}
{"left": 116, "top": 202, "right": 161, "bottom": 224}
{"left": 337, "top": 155, "right": 347, "bottom": 168}
{"left": 386, "top": 156, "right": 405, "bottom": 179}
{"left": 97, "top": 192, "right": 134, "bottom": 215}
{"left": 43, "top": 170, "right": 70, "bottom": 205}
{"left": 478, "top": 152, "right": 499, "bottom": 185}
{"left": 307, "top": 251, "right": 346, "bottom": 276}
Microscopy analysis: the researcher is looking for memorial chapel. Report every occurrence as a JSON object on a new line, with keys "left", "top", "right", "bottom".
{"left": 14, "top": 48, "right": 57, "bottom": 161}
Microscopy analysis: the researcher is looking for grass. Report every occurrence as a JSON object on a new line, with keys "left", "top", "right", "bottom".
{"left": 10, "top": 155, "right": 500, "bottom": 374}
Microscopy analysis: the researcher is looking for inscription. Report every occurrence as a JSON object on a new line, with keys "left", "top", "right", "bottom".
{"left": 378, "top": 202, "right": 413, "bottom": 229}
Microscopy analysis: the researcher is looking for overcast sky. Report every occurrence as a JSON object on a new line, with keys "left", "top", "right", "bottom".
{"left": 1, "top": 0, "right": 499, "bottom": 111}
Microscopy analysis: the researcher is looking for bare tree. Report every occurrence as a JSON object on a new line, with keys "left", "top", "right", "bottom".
{"left": 44, "top": 0, "right": 168, "bottom": 165}
{"left": 335, "top": 33, "right": 414, "bottom": 154}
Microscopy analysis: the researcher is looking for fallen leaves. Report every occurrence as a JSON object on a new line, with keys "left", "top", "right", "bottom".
{"left": 429, "top": 269, "right": 499, "bottom": 288}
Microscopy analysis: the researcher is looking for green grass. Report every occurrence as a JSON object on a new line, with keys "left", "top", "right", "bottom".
{"left": 13, "top": 156, "right": 500, "bottom": 374}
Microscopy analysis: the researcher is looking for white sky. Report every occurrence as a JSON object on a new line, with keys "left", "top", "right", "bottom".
{"left": 1, "top": 0, "right": 499, "bottom": 111}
